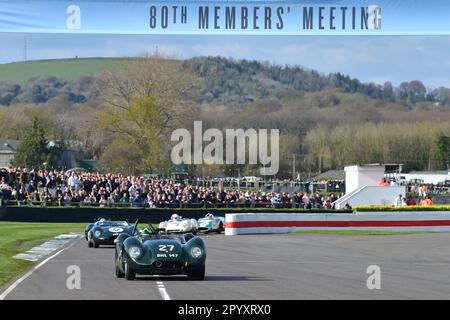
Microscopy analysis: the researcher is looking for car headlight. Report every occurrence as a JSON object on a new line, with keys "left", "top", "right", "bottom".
{"left": 129, "top": 246, "right": 142, "bottom": 259}
{"left": 94, "top": 230, "right": 102, "bottom": 238}
{"left": 191, "top": 246, "right": 203, "bottom": 258}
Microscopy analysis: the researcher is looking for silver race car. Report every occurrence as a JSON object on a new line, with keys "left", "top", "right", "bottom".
{"left": 197, "top": 213, "right": 225, "bottom": 234}
{"left": 159, "top": 214, "right": 198, "bottom": 234}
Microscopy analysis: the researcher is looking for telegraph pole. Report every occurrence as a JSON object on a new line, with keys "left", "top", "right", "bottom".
{"left": 23, "top": 38, "right": 27, "bottom": 61}
{"left": 292, "top": 154, "right": 296, "bottom": 181}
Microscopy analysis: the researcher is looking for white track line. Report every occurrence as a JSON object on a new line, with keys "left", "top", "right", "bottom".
{"left": 155, "top": 277, "right": 171, "bottom": 300}
{"left": 0, "top": 235, "right": 82, "bottom": 300}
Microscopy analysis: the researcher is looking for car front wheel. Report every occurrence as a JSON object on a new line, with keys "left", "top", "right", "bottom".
{"left": 187, "top": 264, "right": 205, "bottom": 280}
{"left": 115, "top": 260, "right": 125, "bottom": 278}
{"left": 124, "top": 259, "right": 136, "bottom": 281}
{"left": 115, "top": 250, "right": 125, "bottom": 278}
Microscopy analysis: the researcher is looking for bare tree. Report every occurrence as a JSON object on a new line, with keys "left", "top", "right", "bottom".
{"left": 97, "top": 53, "right": 201, "bottom": 173}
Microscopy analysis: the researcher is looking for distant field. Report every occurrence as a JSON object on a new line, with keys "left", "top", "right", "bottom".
{"left": 0, "top": 58, "right": 121, "bottom": 82}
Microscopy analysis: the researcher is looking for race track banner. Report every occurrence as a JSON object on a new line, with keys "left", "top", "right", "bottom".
{"left": 0, "top": 0, "right": 449, "bottom": 35}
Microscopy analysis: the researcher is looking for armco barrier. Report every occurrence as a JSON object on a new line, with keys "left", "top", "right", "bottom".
{"left": 0, "top": 206, "right": 224, "bottom": 223}
{"left": 0, "top": 206, "right": 348, "bottom": 223}
{"left": 225, "top": 211, "right": 450, "bottom": 235}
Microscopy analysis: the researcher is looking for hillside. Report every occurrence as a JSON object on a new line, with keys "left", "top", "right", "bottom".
{"left": 1, "top": 56, "right": 450, "bottom": 107}
{"left": 0, "top": 58, "right": 118, "bottom": 82}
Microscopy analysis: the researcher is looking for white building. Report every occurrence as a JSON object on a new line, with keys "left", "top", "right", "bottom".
{"left": 0, "top": 139, "right": 19, "bottom": 167}
{"left": 334, "top": 164, "right": 406, "bottom": 209}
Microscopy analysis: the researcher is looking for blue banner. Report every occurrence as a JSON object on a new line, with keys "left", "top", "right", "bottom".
{"left": 0, "top": 0, "right": 449, "bottom": 35}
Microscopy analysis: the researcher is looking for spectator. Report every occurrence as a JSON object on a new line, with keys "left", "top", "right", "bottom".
{"left": 394, "top": 194, "right": 406, "bottom": 207}
{"left": 68, "top": 173, "right": 81, "bottom": 192}
{"left": 119, "top": 192, "right": 130, "bottom": 205}
{"left": 420, "top": 184, "right": 428, "bottom": 197}
{"left": 421, "top": 196, "right": 433, "bottom": 206}
{"left": 323, "top": 199, "right": 333, "bottom": 209}
{"left": 271, "top": 194, "right": 282, "bottom": 209}
{"left": 302, "top": 193, "right": 311, "bottom": 209}
{"left": 99, "top": 195, "right": 108, "bottom": 208}
{"left": 390, "top": 180, "right": 399, "bottom": 187}
{"left": 406, "top": 197, "right": 417, "bottom": 206}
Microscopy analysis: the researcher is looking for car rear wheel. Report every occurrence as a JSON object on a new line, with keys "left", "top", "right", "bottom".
{"left": 124, "top": 259, "right": 136, "bottom": 280}
{"left": 187, "top": 264, "right": 205, "bottom": 280}
{"left": 217, "top": 222, "right": 224, "bottom": 234}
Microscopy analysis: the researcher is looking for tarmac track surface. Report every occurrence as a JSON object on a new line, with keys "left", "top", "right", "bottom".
{"left": 3, "top": 233, "right": 450, "bottom": 300}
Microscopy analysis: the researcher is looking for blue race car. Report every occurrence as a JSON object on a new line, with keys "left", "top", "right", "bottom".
{"left": 85, "top": 218, "right": 134, "bottom": 248}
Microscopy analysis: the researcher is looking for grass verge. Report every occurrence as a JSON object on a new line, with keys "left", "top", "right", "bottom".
{"left": 0, "top": 222, "right": 86, "bottom": 289}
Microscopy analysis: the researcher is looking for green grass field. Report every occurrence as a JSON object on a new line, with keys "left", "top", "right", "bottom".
{"left": 290, "top": 230, "right": 435, "bottom": 236}
{"left": 0, "top": 58, "right": 120, "bottom": 82}
{"left": 0, "top": 222, "right": 86, "bottom": 288}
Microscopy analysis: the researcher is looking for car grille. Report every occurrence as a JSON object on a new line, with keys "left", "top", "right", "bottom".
{"left": 153, "top": 261, "right": 183, "bottom": 269}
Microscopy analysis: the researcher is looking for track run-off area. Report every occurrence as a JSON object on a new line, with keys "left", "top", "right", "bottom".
{"left": 2, "top": 232, "right": 450, "bottom": 300}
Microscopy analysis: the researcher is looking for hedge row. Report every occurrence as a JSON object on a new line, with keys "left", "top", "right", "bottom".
{"left": 355, "top": 205, "right": 450, "bottom": 212}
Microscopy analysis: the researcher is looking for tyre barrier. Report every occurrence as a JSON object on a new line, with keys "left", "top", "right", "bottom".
{"left": 224, "top": 211, "right": 450, "bottom": 235}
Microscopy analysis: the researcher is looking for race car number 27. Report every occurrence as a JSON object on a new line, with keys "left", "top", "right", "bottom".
{"left": 158, "top": 245, "right": 175, "bottom": 252}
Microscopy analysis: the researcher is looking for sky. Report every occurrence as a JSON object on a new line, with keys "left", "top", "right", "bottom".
{"left": 1, "top": 34, "right": 450, "bottom": 88}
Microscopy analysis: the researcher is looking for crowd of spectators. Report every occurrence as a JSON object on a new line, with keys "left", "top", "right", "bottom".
{"left": 380, "top": 177, "right": 449, "bottom": 206}
{"left": 0, "top": 167, "right": 344, "bottom": 209}
{"left": 2, "top": 167, "right": 447, "bottom": 209}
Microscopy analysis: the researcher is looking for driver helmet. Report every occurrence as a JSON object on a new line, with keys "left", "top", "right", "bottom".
{"left": 141, "top": 226, "right": 153, "bottom": 235}
{"left": 205, "top": 213, "right": 214, "bottom": 219}
{"left": 171, "top": 213, "right": 180, "bottom": 220}
{"left": 99, "top": 218, "right": 107, "bottom": 223}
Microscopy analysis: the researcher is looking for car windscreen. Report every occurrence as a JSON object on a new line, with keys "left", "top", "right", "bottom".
{"left": 110, "top": 221, "right": 129, "bottom": 227}
{"left": 97, "top": 221, "right": 128, "bottom": 227}
{"left": 152, "top": 234, "right": 184, "bottom": 243}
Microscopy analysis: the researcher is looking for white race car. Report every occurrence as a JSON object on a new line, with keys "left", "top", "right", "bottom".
{"left": 197, "top": 213, "right": 225, "bottom": 234}
{"left": 159, "top": 214, "right": 198, "bottom": 234}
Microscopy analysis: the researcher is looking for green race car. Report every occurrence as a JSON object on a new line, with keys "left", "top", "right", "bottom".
{"left": 114, "top": 218, "right": 206, "bottom": 280}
